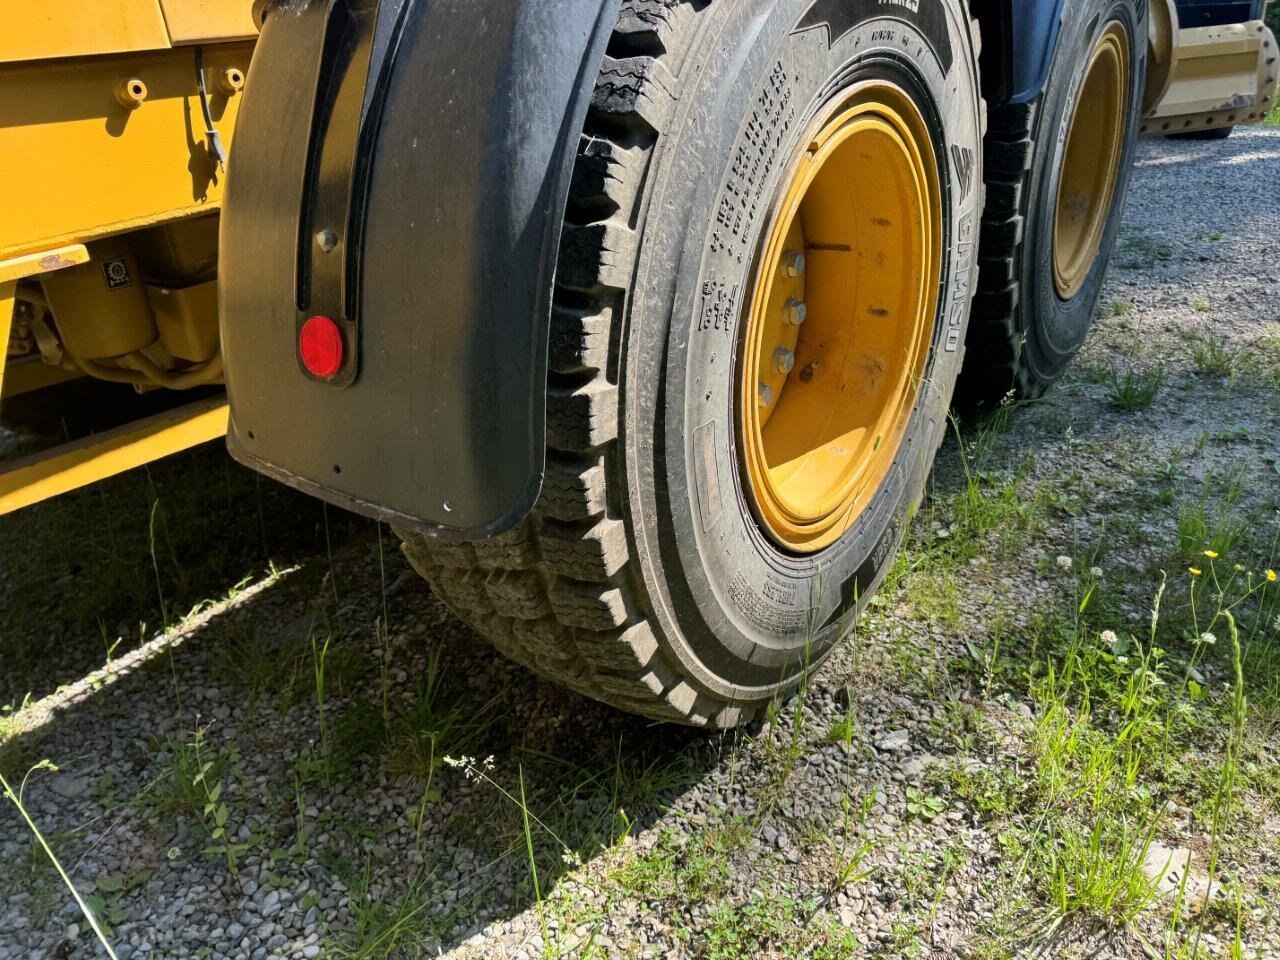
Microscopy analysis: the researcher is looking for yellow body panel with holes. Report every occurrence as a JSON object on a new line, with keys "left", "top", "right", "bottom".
{"left": 0, "top": 5, "right": 255, "bottom": 507}
{"left": 0, "top": 42, "right": 253, "bottom": 263}
{"left": 1142, "top": 8, "right": 1278, "bottom": 135}
{"left": 0, "top": 0, "right": 258, "bottom": 64}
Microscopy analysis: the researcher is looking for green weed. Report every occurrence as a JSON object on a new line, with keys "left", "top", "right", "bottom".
{"left": 1190, "top": 338, "right": 1236, "bottom": 377}
{"left": 1116, "top": 233, "right": 1174, "bottom": 269}
{"left": 1, "top": 762, "right": 120, "bottom": 958}
{"left": 1108, "top": 368, "right": 1163, "bottom": 411}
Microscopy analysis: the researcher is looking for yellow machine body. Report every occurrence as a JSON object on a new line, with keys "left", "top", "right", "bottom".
{"left": 1142, "top": 0, "right": 1278, "bottom": 134}
{"left": 0, "top": 1, "right": 255, "bottom": 514}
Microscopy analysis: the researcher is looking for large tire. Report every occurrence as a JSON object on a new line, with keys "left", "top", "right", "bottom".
{"left": 956, "top": 0, "right": 1146, "bottom": 410}
{"left": 399, "top": 0, "right": 984, "bottom": 727}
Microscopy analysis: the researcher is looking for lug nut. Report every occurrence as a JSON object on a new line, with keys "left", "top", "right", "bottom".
{"left": 757, "top": 382, "right": 774, "bottom": 408}
{"left": 781, "top": 249, "right": 806, "bottom": 278}
{"left": 783, "top": 298, "right": 807, "bottom": 326}
{"left": 772, "top": 347, "right": 795, "bottom": 375}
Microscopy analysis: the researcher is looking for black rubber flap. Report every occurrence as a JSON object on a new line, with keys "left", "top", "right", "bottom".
{"left": 220, "top": 0, "right": 618, "bottom": 538}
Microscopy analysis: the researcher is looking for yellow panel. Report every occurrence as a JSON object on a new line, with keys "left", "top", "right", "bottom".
{"left": 0, "top": 244, "right": 90, "bottom": 285}
{"left": 159, "top": 0, "right": 258, "bottom": 44}
{"left": 0, "top": 1, "right": 173, "bottom": 65}
{"left": 1, "top": 358, "right": 83, "bottom": 399}
{"left": 0, "top": 398, "right": 229, "bottom": 514}
{"left": 0, "top": 43, "right": 254, "bottom": 262}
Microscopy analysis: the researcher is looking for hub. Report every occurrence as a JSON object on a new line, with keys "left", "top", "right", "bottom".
{"left": 737, "top": 82, "right": 943, "bottom": 554}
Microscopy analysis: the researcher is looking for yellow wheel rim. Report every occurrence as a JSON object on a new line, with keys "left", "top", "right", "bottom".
{"left": 1053, "top": 21, "right": 1131, "bottom": 299}
{"left": 737, "top": 82, "right": 943, "bottom": 554}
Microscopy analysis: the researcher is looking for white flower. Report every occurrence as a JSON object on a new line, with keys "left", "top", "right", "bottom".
{"left": 1100, "top": 629, "right": 1119, "bottom": 648}
{"left": 1196, "top": 631, "right": 1217, "bottom": 646}
{"left": 1090, "top": 567, "right": 1103, "bottom": 579}
{"left": 1055, "top": 555, "right": 1073, "bottom": 572}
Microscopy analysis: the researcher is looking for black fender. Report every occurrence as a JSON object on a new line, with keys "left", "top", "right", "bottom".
{"left": 219, "top": 0, "right": 619, "bottom": 538}
{"left": 972, "top": 0, "right": 1067, "bottom": 105}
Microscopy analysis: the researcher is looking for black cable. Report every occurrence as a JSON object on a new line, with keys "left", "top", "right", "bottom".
{"left": 194, "top": 47, "right": 227, "bottom": 167}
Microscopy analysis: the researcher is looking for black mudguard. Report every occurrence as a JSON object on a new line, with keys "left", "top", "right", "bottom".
{"left": 219, "top": 0, "right": 619, "bottom": 538}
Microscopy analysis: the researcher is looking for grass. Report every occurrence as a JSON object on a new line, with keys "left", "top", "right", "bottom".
{"left": 153, "top": 726, "right": 247, "bottom": 870}
{"left": 1177, "top": 501, "right": 1250, "bottom": 562}
{"left": 1116, "top": 232, "right": 1174, "bottom": 269}
{"left": 1108, "top": 368, "right": 1163, "bottom": 410}
{"left": 962, "top": 545, "right": 1277, "bottom": 945}
{"left": 1190, "top": 337, "right": 1237, "bottom": 378}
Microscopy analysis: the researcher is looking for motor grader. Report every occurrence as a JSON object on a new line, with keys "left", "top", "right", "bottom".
{"left": 1, "top": 0, "right": 1274, "bottom": 726}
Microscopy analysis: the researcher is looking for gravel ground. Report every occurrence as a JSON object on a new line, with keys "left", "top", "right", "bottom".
{"left": 1, "top": 129, "right": 1278, "bottom": 960}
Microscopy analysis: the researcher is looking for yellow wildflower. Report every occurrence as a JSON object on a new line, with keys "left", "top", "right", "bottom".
{"left": 1188, "top": 567, "right": 1202, "bottom": 576}
{"left": 1268, "top": 569, "right": 1278, "bottom": 583}
{"left": 1203, "top": 550, "right": 1218, "bottom": 559}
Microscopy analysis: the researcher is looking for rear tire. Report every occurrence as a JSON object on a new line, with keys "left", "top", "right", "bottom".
{"left": 956, "top": 0, "right": 1146, "bottom": 411}
{"left": 399, "top": 0, "right": 984, "bottom": 727}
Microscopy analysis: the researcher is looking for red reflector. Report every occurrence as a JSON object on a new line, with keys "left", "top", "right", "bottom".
{"left": 299, "top": 315, "right": 344, "bottom": 378}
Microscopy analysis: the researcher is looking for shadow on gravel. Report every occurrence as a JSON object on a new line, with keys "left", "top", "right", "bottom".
{"left": 0, "top": 444, "right": 362, "bottom": 706}
{"left": 0, "top": 481, "right": 731, "bottom": 955}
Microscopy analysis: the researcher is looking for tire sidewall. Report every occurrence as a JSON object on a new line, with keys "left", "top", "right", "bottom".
{"left": 1021, "top": 0, "right": 1147, "bottom": 386}
{"left": 621, "top": 0, "right": 983, "bottom": 699}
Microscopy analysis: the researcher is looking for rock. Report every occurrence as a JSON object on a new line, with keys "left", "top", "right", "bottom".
{"left": 50, "top": 776, "right": 90, "bottom": 799}
{"left": 876, "top": 730, "right": 910, "bottom": 752}
{"left": 1141, "top": 842, "right": 1226, "bottom": 913}
{"left": 899, "top": 756, "right": 930, "bottom": 778}
{"left": 259, "top": 890, "right": 281, "bottom": 917}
